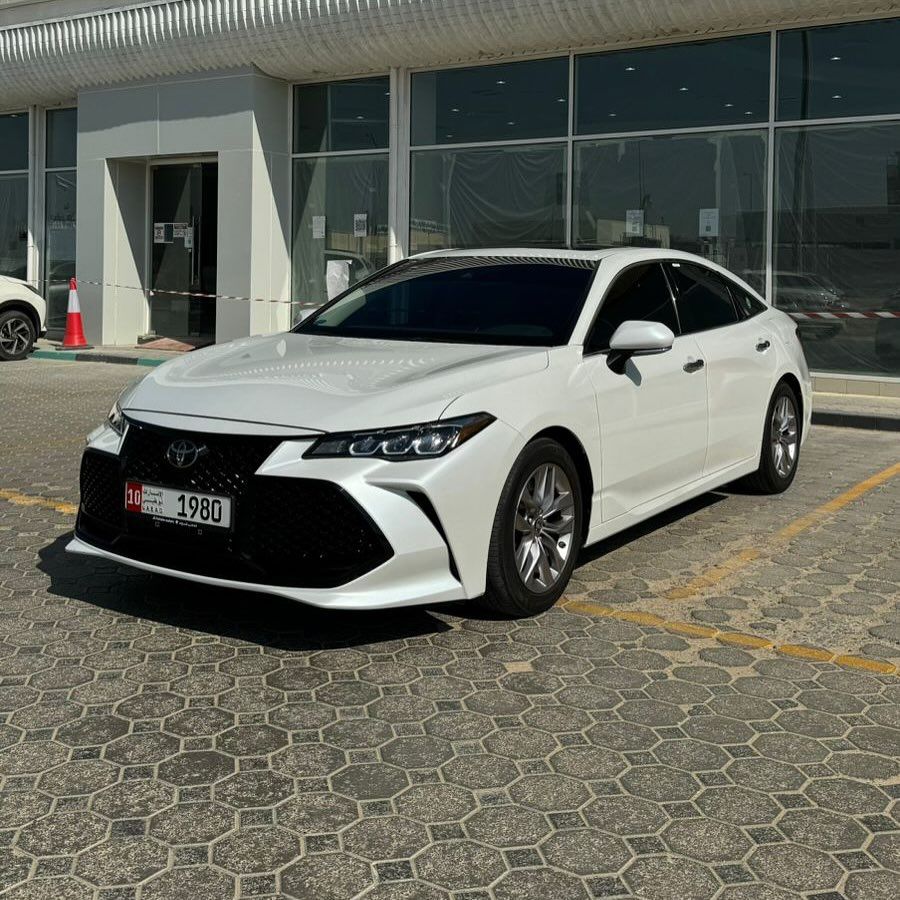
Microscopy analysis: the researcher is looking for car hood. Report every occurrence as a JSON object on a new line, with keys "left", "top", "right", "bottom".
{"left": 124, "top": 332, "right": 549, "bottom": 432}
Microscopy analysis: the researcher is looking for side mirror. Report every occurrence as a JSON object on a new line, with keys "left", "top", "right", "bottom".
{"left": 607, "top": 320, "right": 674, "bottom": 374}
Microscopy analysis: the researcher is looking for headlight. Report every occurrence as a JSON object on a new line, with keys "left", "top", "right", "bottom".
{"left": 305, "top": 413, "right": 495, "bottom": 461}
{"left": 107, "top": 400, "right": 127, "bottom": 436}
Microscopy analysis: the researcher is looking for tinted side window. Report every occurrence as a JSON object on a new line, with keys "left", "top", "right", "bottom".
{"left": 729, "top": 283, "right": 767, "bottom": 319}
{"left": 586, "top": 263, "right": 679, "bottom": 352}
{"left": 668, "top": 263, "right": 740, "bottom": 334}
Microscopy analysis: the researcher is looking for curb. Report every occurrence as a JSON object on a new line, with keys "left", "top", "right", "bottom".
{"left": 30, "top": 349, "right": 165, "bottom": 368}
{"left": 811, "top": 410, "right": 900, "bottom": 433}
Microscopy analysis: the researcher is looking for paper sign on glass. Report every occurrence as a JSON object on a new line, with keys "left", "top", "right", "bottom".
{"left": 353, "top": 213, "right": 368, "bottom": 238}
{"left": 312, "top": 215, "right": 326, "bottom": 239}
{"left": 625, "top": 209, "right": 644, "bottom": 236}
{"left": 699, "top": 208, "right": 720, "bottom": 238}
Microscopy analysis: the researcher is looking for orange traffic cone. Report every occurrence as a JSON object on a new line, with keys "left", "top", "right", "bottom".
{"left": 59, "top": 277, "right": 93, "bottom": 350}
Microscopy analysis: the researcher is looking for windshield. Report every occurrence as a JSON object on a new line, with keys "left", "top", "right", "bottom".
{"left": 294, "top": 256, "right": 598, "bottom": 346}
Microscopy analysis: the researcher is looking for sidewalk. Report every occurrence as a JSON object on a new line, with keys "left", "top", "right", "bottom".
{"left": 32, "top": 338, "right": 183, "bottom": 368}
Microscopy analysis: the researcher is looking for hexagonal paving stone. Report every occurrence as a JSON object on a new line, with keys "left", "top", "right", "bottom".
{"left": 0, "top": 740, "right": 69, "bottom": 775}
{"left": 662, "top": 818, "right": 751, "bottom": 862}
{"left": 141, "top": 866, "right": 235, "bottom": 900}
{"left": 414, "top": 840, "right": 505, "bottom": 891}
{"left": 844, "top": 870, "right": 900, "bottom": 900}
{"left": 314, "top": 681, "right": 381, "bottom": 708}
{"left": 214, "top": 770, "right": 295, "bottom": 808}
{"left": 150, "top": 802, "right": 236, "bottom": 845}
{"left": 331, "top": 763, "right": 409, "bottom": 800}
{"left": 583, "top": 796, "right": 667, "bottom": 835}
{"left": 17, "top": 812, "right": 108, "bottom": 857}
{"left": 321, "top": 718, "right": 394, "bottom": 750}
{"left": 0, "top": 789, "right": 51, "bottom": 830}
{"left": 624, "top": 855, "right": 720, "bottom": 899}
{"left": 726, "top": 757, "right": 805, "bottom": 792}
{"left": 282, "top": 852, "right": 373, "bottom": 900}
{"left": 272, "top": 743, "right": 347, "bottom": 779}
{"left": 654, "top": 739, "right": 729, "bottom": 773}
{"left": 395, "top": 784, "right": 477, "bottom": 823}
{"left": 362, "top": 883, "right": 448, "bottom": 900}
{"left": 103, "top": 732, "right": 181, "bottom": 765}
{"left": 277, "top": 793, "right": 359, "bottom": 834}
{"left": 541, "top": 828, "right": 631, "bottom": 875}
{"left": 509, "top": 773, "right": 590, "bottom": 811}
{"left": 423, "top": 711, "right": 493, "bottom": 741}
{"left": 753, "top": 732, "right": 828, "bottom": 764}
{"left": 847, "top": 725, "right": 900, "bottom": 757}
{"left": 265, "top": 665, "right": 329, "bottom": 692}
{"left": 682, "top": 715, "right": 754, "bottom": 745}
{"left": 368, "top": 695, "right": 437, "bottom": 723}
{"left": 441, "top": 754, "right": 519, "bottom": 790}
{"left": 483, "top": 727, "right": 558, "bottom": 760}
{"left": 586, "top": 721, "right": 658, "bottom": 751}
{"left": 829, "top": 751, "right": 900, "bottom": 782}
{"left": 804, "top": 777, "right": 890, "bottom": 815}
{"left": 464, "top": 689, "right": 530, "bottom": 716}
{"left": 620, "top": 765, "right": 699, "bottom": 802}
{"left": 75, "top": 837, "right": 168, "bottom": 886}
{"left": 0, "top": 875, "right": 94, "bottom": 900}
{"left": 215, "top": 724, "right": 289, "bottom": 757}
{"left": 549, "top": 745, "right": 626, "bottom": 780}
{"left": 695, "top": 786, "right": 780, "bottom": 826}
{"left": 163, "top": 707, "right": 236, "bottom": 737}
{"left": 92, "top": 780, "right": 175, "bottom": 819}
{"left": 778, "top": 808, "right": 869, "bottom": 851}
{"left": 749, "top": 843, "right": 843, "bottom": 893}
{"left": 867, "top": 833, "right": 900, "bottom": 871}
{"left": 116, "top": 692, "right": 185, "bottom": 719}
{"left": 0, "top": 849, "right": 30, "bottom": 894}
{"left": 38, "top": 760, "right": 119, "bottom": 796}
{"left": 381, "top": 736, "right": 453, "bottom": 769}
{"left": 56, "top": 715, "right": 129, "bottom": 747}
{"left": 158, "top": 751, "right": 235, "bottom": 786}
{"left": 213, "top": 826, "right": 299, "bottom": 874}
{"left": 493, "top": 867, "right": 590, "bottom": 899}
{"left": 343, "top": 815, "right": 430, "bottom": 860}
{"left": 218, "top": 685, "right": 283, "bottom": 713}
{"left": 465, "top": 805, "right": 551, "bottom": 847}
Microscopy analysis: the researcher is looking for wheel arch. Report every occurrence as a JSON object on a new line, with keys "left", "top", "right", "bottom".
{"left": 0, "top": 299, "right": 41, "bottom": 338}
{"left": 529, "top": 425, "right": 594, "bottom": 540}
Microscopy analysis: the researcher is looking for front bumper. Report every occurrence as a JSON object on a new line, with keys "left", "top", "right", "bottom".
{"left": 68, "top": 414, "right": 521, "bottom": 609}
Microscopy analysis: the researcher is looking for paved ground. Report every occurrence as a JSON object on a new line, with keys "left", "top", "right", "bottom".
{"left": 0, "top": 357, "right": 898, "bottom": 900}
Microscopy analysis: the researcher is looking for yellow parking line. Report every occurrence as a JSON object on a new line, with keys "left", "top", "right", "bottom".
{"left": 0, "top": 488, "right": 78, "bottom": 516}
{"left": 665, "top": 460, "right": 900, "bottom": 601}
{"left": 562, "top": 599, "right": 897, "bottom": 676}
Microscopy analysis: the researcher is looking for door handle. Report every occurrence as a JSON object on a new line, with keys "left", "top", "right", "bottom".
{"left": 683, "top": 358, "right": 705, "bottom": 373}
{"left": 756, "top": 339, "right": 771, "bottom": 352}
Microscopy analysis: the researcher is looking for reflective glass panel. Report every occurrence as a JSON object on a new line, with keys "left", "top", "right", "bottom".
{"left": 0, "top": 174, "right": 28, "bottom": 279}
{"left": 775, "top": 123, "right": 900, "bottom": 376}
{"left": 573, "top": 130, "right": 767, "bottom": 293}
{"left": 412, "top": 58, "right": 569, "bottom": 145}
{"left": 410, "top": 144, "right": 566, "bottom": 254}
{"left": 293, "top": 78, "right": 390, "bottom": 153}
{"left": 44, "top": 170, "right": 78, "bottom": 332}
{"left": 576, "top": 34, "right": 770, "bottom": 134}
{"left": 778, "top": 19, "right": 900, "bottom": 121}
{"left": 292, "top": 154, "right": 389, "bottom": 314}
{"left": 46, "top": 108, "right": 77, "bottom": 169}
{"left": 667, "top": 261, "right": 740, "bottom": 333}
{"left": 0, "top": 112, "right": 28, "bottom": 171}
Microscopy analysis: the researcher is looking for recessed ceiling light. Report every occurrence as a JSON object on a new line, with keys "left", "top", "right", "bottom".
{"left": 556, "top": 97, "right": 566, "bottom": 103}
{"left": 625, "top": 66, "right": 636, "bottom": 72}
{"left": 744, "top": 111, "right": 753, "bottom": 116}
{"left": 724, "top": 102, "right": 734, "bottom": 108}
{"left": 830, "top": 55, "right": 842, "bottom": 61}
{"left": 679, "top": 86, "right": 689, "bottom": 92}
{"left": 608, "top": 112, "right": 617, "bottom": 117}
{"left": 496, "top": 79, "right": 506, "bottom": 85}
{"left": 507, "top": 121, "right": 516, "bottom": 126}
{"left": 832, "top": 94, "right": 842, "bottom": 100}
{"left": 355, "top": 115, "right": 364, "bottom": 120}
{"left": 451, "top": 107, "right": 460, "bottom": 112}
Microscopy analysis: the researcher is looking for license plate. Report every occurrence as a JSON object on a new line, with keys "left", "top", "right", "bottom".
{"left": 125, "top": 482, "right": 232, "bottom": 529}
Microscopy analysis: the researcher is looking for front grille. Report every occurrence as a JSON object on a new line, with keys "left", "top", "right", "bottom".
{"left": 77, "top": 421, "right": 393, "bottom": 588}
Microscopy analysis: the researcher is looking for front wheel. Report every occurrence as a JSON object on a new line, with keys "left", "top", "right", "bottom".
{"left": 477, "top": 438, "right": 583, "bottom": 617}
{"left": 0, "top": 309, "right": 36, "bottom": 361}
{"left": 744, "top": 381, "right": 801, "bottom": 494}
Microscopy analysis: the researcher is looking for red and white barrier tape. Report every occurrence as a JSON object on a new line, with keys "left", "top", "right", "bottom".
{"left": 787, "top": 311, "right": 900, "bottom": 320}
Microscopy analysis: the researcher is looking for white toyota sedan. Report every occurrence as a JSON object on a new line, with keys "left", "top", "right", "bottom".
{"left": 70, "top": 249, "right": 810, "bottom": 616}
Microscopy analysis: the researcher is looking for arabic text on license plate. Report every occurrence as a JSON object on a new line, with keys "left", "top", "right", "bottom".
{"left": 125, "top": 482, "right": 232, "bottom": 528}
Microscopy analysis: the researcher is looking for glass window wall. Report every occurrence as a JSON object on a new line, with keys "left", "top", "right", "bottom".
{"left": 293, "top": 77, "right": 390, "bottom": 153}
{"left": 0, "top": 112, "right": 29, "bottom": 280}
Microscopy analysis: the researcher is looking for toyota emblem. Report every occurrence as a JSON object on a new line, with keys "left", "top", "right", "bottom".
{"left": 166, "top": 439, "right": 205, "bottom": 469}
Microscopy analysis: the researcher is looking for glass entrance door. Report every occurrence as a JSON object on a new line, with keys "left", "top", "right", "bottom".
{"left": 150, "top": 162, "right": 217, "bottom": 342}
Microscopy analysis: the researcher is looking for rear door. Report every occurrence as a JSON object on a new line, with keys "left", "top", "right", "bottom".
{"left": 584, "top": 262, "right": 708, "bottom": 521}
{"left": 666, "top": 261, "right": 777, "bottom": 474}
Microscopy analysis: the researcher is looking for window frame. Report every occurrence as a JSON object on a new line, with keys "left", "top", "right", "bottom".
{"left": 583, "top": 260, "right": 682, "bottom": 357}
{"left": 664, "top": 260, "right": 745, "bottom": 336}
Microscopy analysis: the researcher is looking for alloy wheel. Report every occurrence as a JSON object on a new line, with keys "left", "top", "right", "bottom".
{"left": 513, "top": 462, "right": 576, "bottom": 591}
{"left": 0, "top": 314, "right": 32, "bottom": 357}
{"left": 771, "top": 394, "right": 798, "bottom": 478}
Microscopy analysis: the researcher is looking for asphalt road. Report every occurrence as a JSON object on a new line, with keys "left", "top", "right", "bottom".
{"left": 0, "top": 357, "right": 898, "bottom": 900}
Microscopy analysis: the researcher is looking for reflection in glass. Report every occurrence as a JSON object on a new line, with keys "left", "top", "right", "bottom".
{"left": 0, "top": 113, "right": 28, "bottom": 172}
{"left": 291, "top": 154, "right": 389, "bottom": 315}
{"left": 0, "top": 174, "right": 28, "bottom": 279}
{"left": 576, "top": 35, "right": 770, "bottom": 135}
{"left": 293, "top": 78, "right": 390, "bottom": 153}
{"left": 410, "top": 144, "right": 566, "bottom": 254}
{"left": 411, "top": 58, "right": 569, "bottom": 146}
{"left": 778, "top": 19, "right": 900, "bottom": 121}
{"left": 775, "top": 124, "right": 900, "bottom": 376}
{"left": 46, "top": 108, "right": 78, "bottom": 169}
{"left": 44, "top": 171, "right": 78, "bottom": 331}
{"left": 573, "top": 131, "right": 767, "bottom": 292}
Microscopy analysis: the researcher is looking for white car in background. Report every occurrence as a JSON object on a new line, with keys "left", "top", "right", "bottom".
{"left": 70, "top": 248, "right": 811, "bottom": 616}
{"left": 0, "top": 275, "right": 46, "bottom": 361}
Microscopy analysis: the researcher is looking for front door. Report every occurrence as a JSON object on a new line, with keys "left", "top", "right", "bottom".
{"left": 149, "top": 162, "right": 217, "bottom": 343}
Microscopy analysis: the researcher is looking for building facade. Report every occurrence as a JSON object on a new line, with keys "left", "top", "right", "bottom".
{"left": 1, "top": 0, "right": 899, "bottom": 385}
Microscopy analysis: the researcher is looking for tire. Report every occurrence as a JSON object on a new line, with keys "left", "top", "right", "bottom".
{"left": 0, "top": 309, "right": 36, "bottom": 361}
{"left": 744, "top": 381, "right": 801, "bottom": 494}
{"left": 477, "top": 438, "right": 583, "bottom": 617}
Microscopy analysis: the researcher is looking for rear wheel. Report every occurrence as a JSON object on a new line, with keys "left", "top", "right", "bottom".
{"left": 477, "top": 438, "right": 583, "bottom": 617}
{"left": 744, "top": 381, "right": 801, "bottom": 494}
{"left": 0, "top": 309, "right": 36, "bottom": 361}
